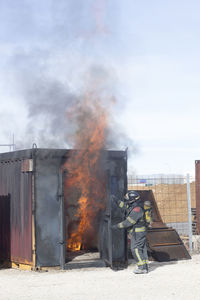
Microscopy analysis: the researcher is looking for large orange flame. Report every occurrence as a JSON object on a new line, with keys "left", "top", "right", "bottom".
{"left": 64, "top": 94, "right": 108, "bottom": 251}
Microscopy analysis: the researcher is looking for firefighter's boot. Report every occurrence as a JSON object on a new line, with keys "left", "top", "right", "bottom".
{"left": 133, "top": 266, "right": 148, "bottom": 274}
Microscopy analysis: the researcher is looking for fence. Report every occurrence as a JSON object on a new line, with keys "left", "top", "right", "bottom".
{"left": 128, "top": 174, "right": 196, "bottom": 253}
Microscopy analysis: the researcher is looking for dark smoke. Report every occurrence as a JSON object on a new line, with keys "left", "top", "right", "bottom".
{"left": 13, "top": 61, "right": 137, "bottom": 154}
{"left": 16, "top": 76, "right": 77, "bottom": 149}
{"left": 5, "top": 0, "right": 136, "bottom": 154}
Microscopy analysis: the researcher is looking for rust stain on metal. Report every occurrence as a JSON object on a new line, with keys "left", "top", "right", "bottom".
{"left": 21, "top": 159, "right": 33, "bottom": 173}
{"left": 0, "top": 160, "right": 33, "bottom": 264}
{"left": 150, "top": 242, "right": 180, "bottom": 247}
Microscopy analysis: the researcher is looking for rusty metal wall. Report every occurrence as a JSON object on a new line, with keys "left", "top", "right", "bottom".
{"left": 195, "top": 160, "right": 200, "bottom": 234}
{"left": 0, "top": 150, "right": 33, "bottom": 264}
{"left": 0, "top": 195, "right": 10, "bottom": 260}
{"left": 0, "top": 149, "right": 66, "bottom": 268}
{"left": 0, "top": 149, "right": 128, "bottom": 269}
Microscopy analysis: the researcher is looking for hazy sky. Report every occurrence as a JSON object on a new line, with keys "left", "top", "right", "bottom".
{"left": 0, "top": 0, "right": 200, "bottom": 176}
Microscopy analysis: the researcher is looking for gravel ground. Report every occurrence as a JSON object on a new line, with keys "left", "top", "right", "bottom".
{"left": 0, "top": 255, "right": 200, "bottom": 300}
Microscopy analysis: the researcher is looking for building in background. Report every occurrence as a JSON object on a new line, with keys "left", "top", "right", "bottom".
{"left": 128, "top": 174, "right": 185, "bottom": 186}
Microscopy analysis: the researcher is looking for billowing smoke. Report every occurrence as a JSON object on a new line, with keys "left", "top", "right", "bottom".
{"left": 0, "top": 0, "right": 137, "bottom": 250}
{"left": 1, "top": 0, "right": 136, "bottom": 155}
{"left": 16, "top": 75, "right": 77, "bottom": 149}
{"left": 13, "top": 58, "right": 136, "bottom": 153}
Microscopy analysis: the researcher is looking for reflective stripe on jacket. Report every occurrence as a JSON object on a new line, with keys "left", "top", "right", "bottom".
{"left": 117, "top": 205, "right": 145, "bottom": 229}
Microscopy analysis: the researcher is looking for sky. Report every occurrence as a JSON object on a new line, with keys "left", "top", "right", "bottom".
{"left": 0, "top": 0, "right": 200, "bottom": 176}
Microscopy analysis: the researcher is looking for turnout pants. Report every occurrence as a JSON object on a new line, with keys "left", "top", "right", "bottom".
{"left": 130, "top": 228, "right": 148, "bottom": 269}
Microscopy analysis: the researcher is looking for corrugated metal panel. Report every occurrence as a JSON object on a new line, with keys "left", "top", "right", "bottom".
{"left": 0, "top": 149, "right": 128, "bottom": 269}
{"left": 0, "top": 195, "right": 10, "bottom": 260}
{"left": 0, "top": 154, "right": 33, "bottom": 264}
{"left": 0, "top": 149, "right": 69, "bottom": 268}
{"left": 195, "top": 160, "right": 200, "bottom": 234}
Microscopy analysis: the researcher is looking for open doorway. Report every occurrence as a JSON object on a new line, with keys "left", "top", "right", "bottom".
{"left": 60, "top": 150, "right": 128, "bottom": 270}
{"left": 63, "top": 167, "right": 107, "bottom": 269}
{"left": 0, "top": 194, "right": 10, "bottom": 267}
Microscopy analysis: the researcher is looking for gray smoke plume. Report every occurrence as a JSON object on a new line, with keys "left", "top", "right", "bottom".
{"left": 3, "top": 0, "right": 136, "bottom": 154}
{"left": 16, "top": 76, "right": 77, "bottom": 149}
{"left": 12, "top": 59, "right": 137, "bottom": 154}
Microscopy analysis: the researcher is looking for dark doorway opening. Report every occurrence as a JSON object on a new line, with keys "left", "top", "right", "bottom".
{"left": 59, "top": 151, "right": 128, "bottom": 271}
{"left": 63, "top": 170, "right": 107, "bottom": 269}
{"left": 0, "top": 194, "right": 10, "bottom": 268}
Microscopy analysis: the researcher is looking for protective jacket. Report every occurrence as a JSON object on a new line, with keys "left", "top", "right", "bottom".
{"left": 117, "top": 199, "right": 146, "bottom": 232}
{"left": 115, "top": 199, "right": 149, "bottom": 271}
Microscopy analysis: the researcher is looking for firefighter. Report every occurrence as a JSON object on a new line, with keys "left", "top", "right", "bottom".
{"left": 112, "top": 190, "right": 150, "bottom": 274}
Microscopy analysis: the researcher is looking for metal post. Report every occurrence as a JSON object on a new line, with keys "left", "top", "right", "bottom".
{"left": 186, "top": 173, "right": 193, "bottom": 254}
{"left": 59, "top": 169, "right": 65, "bottom": 270}
{"left": 12, "top": 134, "right": 15, "bottom": 151}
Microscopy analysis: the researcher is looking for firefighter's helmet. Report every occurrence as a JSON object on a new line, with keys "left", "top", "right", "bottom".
{"left": 124, "top": 190, "right": 140, "bottom": 204}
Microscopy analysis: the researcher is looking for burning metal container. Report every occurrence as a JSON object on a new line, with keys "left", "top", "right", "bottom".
{"left": 0, "top": 148, "right": 190, "bottom": 271}
{"left": 0, "top": 148, "right": 128, "bottom": 270}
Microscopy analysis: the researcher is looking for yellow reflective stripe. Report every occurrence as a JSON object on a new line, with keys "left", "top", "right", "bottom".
{"left": 135, "top": 226, "right": 146, "bottom": 232}
{"left": 137, "top": 261, "right": 146, "bottom": 266}
{"left": 144, "top": 205, "right": 151, "bottom": 209}
{"left": 119, "top": 223, "right": 124, "bottom": 228}
{"left": 119, "top": 201, "right": 124, "bottom": 208}
{"left": 127, "top": 216, "right": 136, "bottom": 224}
{"left": 135, "top": 248, "right": 143, "bottom": 264}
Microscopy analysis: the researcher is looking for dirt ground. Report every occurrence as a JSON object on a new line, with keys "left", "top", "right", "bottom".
{"left": 0, "top": 254, "right": 200, "bottom": 300}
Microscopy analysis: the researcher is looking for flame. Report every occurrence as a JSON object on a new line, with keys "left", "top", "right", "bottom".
{"left": 64, "top": 93, "right": 108, "bottom": 251}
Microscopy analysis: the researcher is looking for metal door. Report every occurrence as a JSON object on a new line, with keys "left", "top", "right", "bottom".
{"left": 100, "top": 172, "right": 128, "bottom": 270}
{"left": 0, "top": 194, "right": 10, "bottom": 261}
{"left": 59, "top": 170, "right": 65, "bottom": 269}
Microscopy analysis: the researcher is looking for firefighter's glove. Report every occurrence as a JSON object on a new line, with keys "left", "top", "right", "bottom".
{"left": 110, "top": 195, "right": 119, "bottom": 203}
{"left": 148, "top": 223, "right": 153, "bottom": 229}
{"left": 110, "top": 195, "right": 123, "bottom": 208}
{"left": 111, "top": 224, "right": 119, "bottom": 229}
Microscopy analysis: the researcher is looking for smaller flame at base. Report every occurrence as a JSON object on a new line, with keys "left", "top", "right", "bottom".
{"left": 67, "top": 232, "right": 82, "bottom": 252}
